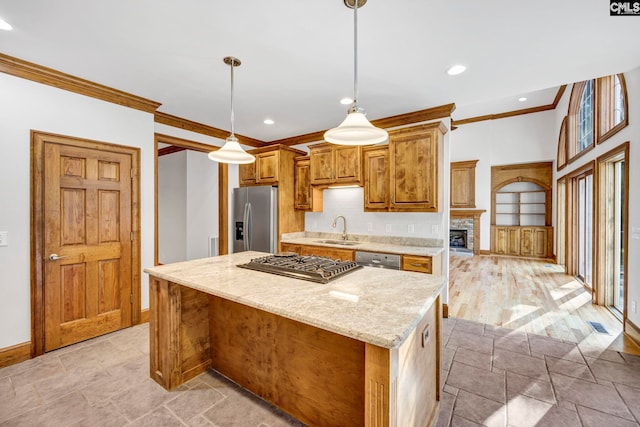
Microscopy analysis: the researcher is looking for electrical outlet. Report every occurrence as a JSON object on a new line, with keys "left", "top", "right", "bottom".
{"left": 408, "top": 224, "right": 415, "bottom": 233}
{"left": 0, "top": 231, "right": 7, "bottom": 247}
{"left": 632, "top": 301, "right": 638, "bottom": 314}
{"left": 385, "top": 224, "right": 392, "bottom": 233}
{"left": 367, "top": 223, "right": 373, "bottom": 232}
{"left": 431, "top": 225, "right": 439, "bottom": 235}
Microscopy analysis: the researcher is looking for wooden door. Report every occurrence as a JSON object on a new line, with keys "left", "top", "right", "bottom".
{"left": 520, "top": 228, "right": 534, "bottom": 257}
{"left": 532, "top": 227, "right": 550, "bottom": 258}
{"left": 363, "top": 147, "right": 389, "bottom": 211}
{"left": 334, "top": 146, "right": 361, "bottom": 184}
{"left": 450, "top": 160, "right": 478, "bottom": 208}
{"left": 507, "top": 227, "right": 521, "bottom": 256}
{"left": 310, "top": 145, "right": 335, "bottom": 185}
{"left": 43, "top": 142, "right": 133, "bottom": 351}
{"left": 256, "top": 151, "right": 279, "bottom": 184}
{"left": 493, "top": 226, "right": 508, "bottom": 254}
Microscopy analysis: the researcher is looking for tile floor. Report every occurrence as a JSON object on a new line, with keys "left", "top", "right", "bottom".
{"left": 1, "top": 318, "right": 640, "bottom": 426}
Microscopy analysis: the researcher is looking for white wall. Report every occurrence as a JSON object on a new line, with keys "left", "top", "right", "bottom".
{"left": 158, "top": 151, "right": 187, "bottom": 263}
{"left": 0, "top": 73, "right": 155, "bottom": 348}
{"left": 552, "top": 67, "right": 640, "bottom": 329}
{"left": 450, "top": 110, "right": 558, "bottom": 250}
{"left": 186, "top": 151, "right": 218, "bottom": 260}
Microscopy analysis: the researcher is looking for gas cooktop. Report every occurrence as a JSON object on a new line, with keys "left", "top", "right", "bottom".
{"left": 237, "top": 253, "right": 362, "bottom": 284}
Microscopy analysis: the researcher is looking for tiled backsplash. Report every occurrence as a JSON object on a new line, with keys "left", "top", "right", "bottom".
{"left": 304, "top": 187, "right": 444, "bottom": 239}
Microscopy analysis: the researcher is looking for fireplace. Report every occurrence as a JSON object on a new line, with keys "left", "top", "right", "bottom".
{"left": 449, "top": 229, "right": 468, "bottom": 248}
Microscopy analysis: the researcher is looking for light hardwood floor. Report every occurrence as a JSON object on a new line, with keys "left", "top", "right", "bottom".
{"left": 449, "top": 254, "right": 640, "bottom": 355}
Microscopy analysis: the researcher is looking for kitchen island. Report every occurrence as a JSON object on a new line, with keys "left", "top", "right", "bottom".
{"left": 145, "top": 251, "right": 445, "bottom": 427}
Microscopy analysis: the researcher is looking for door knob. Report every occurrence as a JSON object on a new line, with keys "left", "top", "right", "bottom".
{"left": 49, "top": 254, "right": 66, "bottom": 261}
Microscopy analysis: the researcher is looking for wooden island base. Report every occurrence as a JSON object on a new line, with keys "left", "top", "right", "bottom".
{"left": 149, "top": 277, "right": 441, "bottom": 427}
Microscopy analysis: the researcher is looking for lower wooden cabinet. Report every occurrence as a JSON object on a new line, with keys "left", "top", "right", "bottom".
{"left": 491, "top": 226, "right": 553, "bottom": 259}
{"left": 280, "top": 243, "right": 355, "bottom": 261}
{"left": 401, "top": 254, "right": 442, "bottom": 275}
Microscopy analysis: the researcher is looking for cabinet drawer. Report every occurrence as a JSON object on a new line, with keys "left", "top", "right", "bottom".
{"left": 401, "top": 255, "right": 432, "bottom": 274}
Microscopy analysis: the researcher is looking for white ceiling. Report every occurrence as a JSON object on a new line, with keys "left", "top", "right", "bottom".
{"left": 1, "top": 0, "right": 639, "bottom": 142}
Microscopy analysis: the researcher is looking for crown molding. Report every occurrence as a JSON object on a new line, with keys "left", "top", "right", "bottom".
{"left": 269, "top": 103, "right": 456, "bottom": 146}
{"left": 452, "top": 85, "right": 567, "bottom": 127}
{"left": 0, "top": 53, "right": 161, "bottom": 113}
{"left": 154, "top": 111, "right": 265, "bottom": 148}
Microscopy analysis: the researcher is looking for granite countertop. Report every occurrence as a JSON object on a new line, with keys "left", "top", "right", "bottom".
{"left": 280, "top": 232, "right": 445, "bottom": 257}
{"left": 144, "top": 251, "right": 445, "bottom": 349}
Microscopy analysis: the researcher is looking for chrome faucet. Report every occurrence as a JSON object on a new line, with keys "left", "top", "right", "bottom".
{"left": 332, "top": 215, "right": 348, "bottom": 240}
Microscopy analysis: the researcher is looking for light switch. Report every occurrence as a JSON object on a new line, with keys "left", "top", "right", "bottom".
{"left": 408, "top": 224, "right": 415, "bottom": 233}
{"left": 0, "top": 231, "right": 7, "bottom": 247}
{"left": 385, "top": 224, "right": 392, "bottom": 233}
{"left": 431, "top": 225, "right": 439, "bottom": 235}
{"left": 367, "top": 223, "right": 373, "bottom": 232}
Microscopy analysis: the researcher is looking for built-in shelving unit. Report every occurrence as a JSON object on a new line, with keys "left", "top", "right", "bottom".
{"left": 495, "top": 182, "right": 547, "bottom": 226}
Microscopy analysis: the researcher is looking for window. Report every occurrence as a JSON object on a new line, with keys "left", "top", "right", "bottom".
{"left": 597, "top": 74, "right": 628, "bottom": 143}
{"left": 557, "top": 116, "right": 567, "bottom": 171}
{"left": 563, "top": 74, "right": 628, "bottom": 164}
{"left": 578, "top": 80, "right": 594, "bottom": 152}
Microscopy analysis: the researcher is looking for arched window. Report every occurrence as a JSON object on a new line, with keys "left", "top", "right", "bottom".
{"left": 557, "top": 116, "right": 567, "bottom": 171}
{"left": 566, "top": 74, "right": 628, "bottom": 162}
{"left": 597, "top": 73, "right": 628, "bottom": 143}
{"left": 577, "top": 80, "right": 594, "bottom": 152}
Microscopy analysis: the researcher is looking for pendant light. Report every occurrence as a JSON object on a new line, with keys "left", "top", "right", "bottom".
{"left": 324, "top": 0, "right": 388, "bottom": 146}
{"left": 208, "top": 56, "right": 256, "bottom": 164}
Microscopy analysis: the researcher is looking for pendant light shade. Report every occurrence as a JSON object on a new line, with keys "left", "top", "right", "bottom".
{"left": 324, "top": 0, "right": 388, "bottom": 146}
{"left": 208, "top": 56, "right": 256, "bottom": 164}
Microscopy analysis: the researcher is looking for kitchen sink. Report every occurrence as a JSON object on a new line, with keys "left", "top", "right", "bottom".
{"left": 314, "top": 239, "right": 361, "bottom": 246}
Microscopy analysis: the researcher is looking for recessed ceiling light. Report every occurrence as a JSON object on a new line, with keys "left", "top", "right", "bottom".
{"left": 518, "top": 97, "right": 527, "bottom": 102}
{"left": 263, "top": 118, "right": 275, "bottom": 125}
{"left": 0, "top": 17, "right": 12, "bottom": 31}
{"left": 446, "top": 65, "right": 466, "bottom": 76}
{"left": 339, "top": 97, "right": 353, "bottom": 105}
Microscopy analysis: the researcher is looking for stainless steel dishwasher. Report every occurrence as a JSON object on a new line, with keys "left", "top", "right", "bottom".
{"left": 355, "top": 251, "right": 401, "bottom": 270}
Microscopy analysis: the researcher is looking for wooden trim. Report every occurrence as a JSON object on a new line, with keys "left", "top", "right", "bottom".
{"left": 565, "top": 160, "right": 595, "bottom": 284}
{"left": 453, "top": 86, "right": 566, "bottom": 127}
{"left": 442, "top": 303, "right": 449, "bottom": 318}
{"left": 157, "top": 145, "right": 187, "bottom": 157}
{"left": 0, "top": 342, "right": 32, "bottom": 369}
{"left": 140, "top": 308, "right": 150, "bottom": 324}
{"left": 154, "top": 111, "right": 265, "bottom": 148}
{"left": 595, "top": 142, "right": 629, "bottom": 316}
{"left": 31, "top": 131, "right": 142, "bottom": 356}
{"left": 626, "top": 319, "right": 640, "bottom": 348}
{"left": 270, "top": 103, "right": 456, "bottom": 147}
{"left": 479, "top": 250, "right": 491, "bottom": 255}
{"left": 218, "top": 164, "right": 229, "bottom": 255}
{"left": 0, "top": 53, "right": 161, "bottom": 113}
{"left": 552, "top": 85, "right": 568, "bottom": 108}
{"left": 557, "top": 116, "right": 568, "bottom": 171}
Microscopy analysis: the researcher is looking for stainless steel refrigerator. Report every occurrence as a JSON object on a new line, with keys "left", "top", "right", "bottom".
{"left": 233, "top": 186, "right": 278, "bottom": 253}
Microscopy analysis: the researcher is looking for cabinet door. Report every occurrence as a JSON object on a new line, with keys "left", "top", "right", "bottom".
{"left": 494, "top": 226, "right": 508, "bottom": 254}
{"left": 294, "top": 158, "right": 312, "bottom": 210}
{"left": 363, "top": 147, "right": 389, "bottom": 210}
{"left": 520, "top": 228, "right": 534, "bottom": 257}
{"left": 401, "top": 255, "right": 432, "bottom": 274}
{"left": 334, "top": 146, "right": 362, "bottom": 184}
{"left": 389, "top": 123, "right": 443, "bottom": 211}
{"left": 450, "top": 160, "right": 478, "bottom": 208}
{"left": 310, "top": 146, "right": 334, "bottom": 185}
{"left": 532, "top": 227, "right": 550, "bottom": 258}
{"left": 239, "top": 162, "right": 256, "bottom": 186}
{"left": 298, "top": 245, "right": 354, "bottom": 261}
{"left": 507, "top": 227, "right": 521, "bottom": 256}
{"left": 256, "top": 151, "right": 279, "bottom": 184}
{"left": 280, "top": 243, "right": 301, "bottom": 255}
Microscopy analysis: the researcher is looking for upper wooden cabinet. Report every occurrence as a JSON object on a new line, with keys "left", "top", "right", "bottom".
{"left": 239, "top": 150, "right": 280, "bottom": 185}
{"left": 389, "top": 122, "right": 446, "bottom": 212}
{"left": 239, "top": 145, "right": 305, "bottom": 187}
{"left": 309, "top": 143, "right": 362, "bottom": 186}
{"left": 363, "top": 146, "right": 389, "bottom": 211}
{"left": 293, "top": 156, "right": 323, "bottom": 212}
{"left": 450, "top": 160, "right": 478, "bottom": 208}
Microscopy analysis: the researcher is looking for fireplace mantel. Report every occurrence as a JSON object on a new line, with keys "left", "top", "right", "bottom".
{"left": 450, "top": 209, "right": 486, "bottom": 255}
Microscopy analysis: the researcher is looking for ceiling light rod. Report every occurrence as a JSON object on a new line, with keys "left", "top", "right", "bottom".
{"left": 324, "top": 0, "right": 388, "bottom": 146}
{"left": 208, "top": 56, "right": 255, "bottom": 164}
